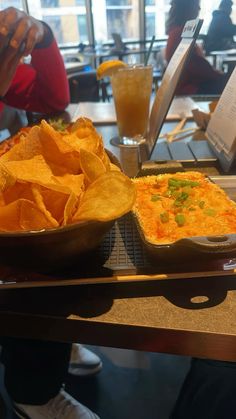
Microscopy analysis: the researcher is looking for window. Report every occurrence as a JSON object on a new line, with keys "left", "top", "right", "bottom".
{"left": 77, "top": 14, "right": 87, "bottom": 42}
{"left": 106, "top": 8, "right": 138, "bottom": 39}
{"left": 43, "top": 15, "right": 62, "bottom": 43}
{"left": 0, "top": 0, "right": 23, "bottom": 9}
{"left": 145, "top": 0, "right": 170, "bottom": 38}
{"left": 27, "top": 0, "right": 89, "bottom": 46}
{"left": 145, "top": 13, "right": 155, "bottom": 39}
{"left": 92, "top": 0, "right": 140, "bottom": 44}
{"left": 8, "top": 0, "right": 235, "bottom": 50}
{"left": 40, "top": 0, "right": 59, "bottom": 7}
{"left": 106, "top": 0, "right": 133, "bottom": 5}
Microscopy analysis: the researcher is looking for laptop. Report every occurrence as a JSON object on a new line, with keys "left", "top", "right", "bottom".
{"left": 111, "top": 33, "right": 127, "bottom": 51}
{"left": 144, "top": 18, "right": 203, "bottom": 161}
{"left": 149, "top": 51, "right": 236, "bottom": 173}
{"left": 205, "top": 65, "right": 236, "bottom": 172}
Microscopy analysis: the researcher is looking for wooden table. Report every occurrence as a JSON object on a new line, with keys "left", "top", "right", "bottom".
{"left": 1, "top": 105, "right": 236, "bottom": 362}
{"left": 209, "top": 48, "right": 236, "bottom": 70}
{"left": 1, "top": 261, "right": 236, "bottom": 361}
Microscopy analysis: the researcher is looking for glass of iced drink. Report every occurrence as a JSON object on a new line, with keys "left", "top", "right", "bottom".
{"left": 111, "top": 65, "right": 153, "bottom": 145}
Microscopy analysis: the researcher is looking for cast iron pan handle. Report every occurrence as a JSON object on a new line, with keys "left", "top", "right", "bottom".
{"left": 175, "top": 234, "right": 236, "bottom": 253}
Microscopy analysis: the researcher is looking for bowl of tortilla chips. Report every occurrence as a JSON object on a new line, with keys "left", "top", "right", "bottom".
{"left": 0, "top": 117, "right": 135, "bottom": 270}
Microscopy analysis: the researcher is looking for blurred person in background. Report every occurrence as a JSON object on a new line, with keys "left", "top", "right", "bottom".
{"left": 205, "top": 0, "right": 236, "bottom": 54}
{"left": 0, "top": 7, "right": 101, "bottom": 419}
{"left": 165, "top": 0, "right": 229, "bottom": 95}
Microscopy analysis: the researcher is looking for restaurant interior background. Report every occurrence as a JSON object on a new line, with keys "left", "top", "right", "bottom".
{"left": 2, "top": 0, "right": 236, "bottom": 49}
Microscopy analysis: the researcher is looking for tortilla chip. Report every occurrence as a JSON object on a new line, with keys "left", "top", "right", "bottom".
{"left": 63, "top": 192, "right": 80, "bottom": 225}
{"left": 39, "top": 120, "right": 81, "bottom": 174}
{"left": 0, "top": 199, "right": 56, "bottom": 231}
{"left": 73, "top": 171, "right": 136, "bottom": 222}
{"left": 0, "top": 117, "right": 134, "bottom": 232}
{"left": 3, "top": 182, "right": 34, "bottom": 204}
{"left": 109, "top": 163, "right": 121, "bottom": 172}
{"left": 0, "top": 126, "right": 42, "bottom": 162}
{"left": 36, "top": 185, "right": 71, "bottom": 224}
{"left": 69, "top": 117, "right": 95, "bottom": 135}
{"left": 31, "top": 185, "right": 59, "bottom": 227}
{"left": 79, "top": 148, "right": 106, "bottom": 183}
{"left": 55, "top": 173, "right": 85, "bottom": 196}
{"left": 4, "top": 155, "right": 53, "bottom": 185}
{"left": 0, "top": 161, "right": 16, "bottom": 191}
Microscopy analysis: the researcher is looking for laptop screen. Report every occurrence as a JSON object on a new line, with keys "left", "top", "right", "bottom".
{"left": 144, "top": 19, "right": 203, "bottom": 161}
{"left": 206, "top": 65, "right": 236, "bottom": 172}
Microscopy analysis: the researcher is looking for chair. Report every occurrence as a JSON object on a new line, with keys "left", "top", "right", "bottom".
{"left": 111, "top": 33, "right": 128, "bottom": 51}
{"left": 197, "top": 33, "right": 208, "bottom": 53}
{"left": 99, "top": 78, "right": 111, "bottom": 102}
{"left": 152, "top": 49, "right": 166, "bottom": 91}
{"left": 67, "top": 70, "right": 100, "bottom": 103}
{"left": 152, "top": 68, "right": 163, "bottom": 91}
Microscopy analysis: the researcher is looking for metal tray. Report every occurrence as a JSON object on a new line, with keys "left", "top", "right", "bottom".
{"left": 0, "top": 175, "right": 235, "bottom": 289}
{"left": 0, "top": 212, "right": 235, "bottom": 289}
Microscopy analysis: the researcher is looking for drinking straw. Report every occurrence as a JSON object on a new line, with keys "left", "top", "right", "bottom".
{"left": 144, "top": 35, "right": 155, "bottom": 66}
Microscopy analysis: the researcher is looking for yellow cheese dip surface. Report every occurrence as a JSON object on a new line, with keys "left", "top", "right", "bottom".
{"left": 132, "top": 172, "right": 236, "bottom": 245}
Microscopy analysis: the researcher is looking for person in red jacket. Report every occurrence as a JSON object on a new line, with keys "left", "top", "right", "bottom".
{"left": 165, "top": 0, "right": 229, "bottom": 95}
{"left": 0, "top": 7, "right": 100, "bottom": 419}
{"left": 0, "top": 7, "right": 69, "bottom": 116}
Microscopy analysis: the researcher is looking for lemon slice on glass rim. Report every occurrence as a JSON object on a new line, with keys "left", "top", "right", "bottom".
{"left": 96, "top": 60, "right": 128, "bottom": 80}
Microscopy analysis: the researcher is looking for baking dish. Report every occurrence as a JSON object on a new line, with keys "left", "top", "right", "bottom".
{"left": 132, "top": 170, "right": 236, "bottom": 261}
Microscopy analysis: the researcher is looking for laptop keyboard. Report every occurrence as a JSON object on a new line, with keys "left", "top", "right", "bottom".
{"left": 150, "top": 139, "right": 217, "bottom": 167}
